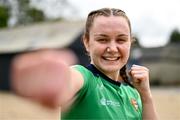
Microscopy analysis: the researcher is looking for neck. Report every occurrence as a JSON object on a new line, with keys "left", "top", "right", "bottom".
{"left": 90, "top": 63, "right": 123, "bottom": 82}
{"left": 106, "top": 71, "right": 116, "bottom": 79}
{"left": 97, "top": 67, "right": 122, "bottom": 82}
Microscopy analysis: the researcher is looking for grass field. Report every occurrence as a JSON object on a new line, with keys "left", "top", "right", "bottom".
{"left": 0, "top": 86, "right": 180, "bottom": 120}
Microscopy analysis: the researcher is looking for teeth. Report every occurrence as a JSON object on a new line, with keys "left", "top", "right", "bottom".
{"left": 104, "top": 57, "right": 119, "bottom": 61}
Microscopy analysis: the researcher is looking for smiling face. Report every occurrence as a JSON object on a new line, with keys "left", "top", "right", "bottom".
{"left": 83, "top": 15, "right": 131, "bottom": 78}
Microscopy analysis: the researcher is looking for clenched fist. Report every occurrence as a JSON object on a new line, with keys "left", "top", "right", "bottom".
{"left": 129, "top": 64, "right": 151, "bottom": 96}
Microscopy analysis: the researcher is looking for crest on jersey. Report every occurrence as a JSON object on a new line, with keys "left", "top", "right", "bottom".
{"left": 130, "top": 98, "right": 138, "bottom": 111}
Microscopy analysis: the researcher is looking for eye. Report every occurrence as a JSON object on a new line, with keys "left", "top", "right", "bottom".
{"left": 116, "top": 38, "right": 128, "bottom": 43}
{"left": 96, "top": 38, "right": 108, "bottom": 43}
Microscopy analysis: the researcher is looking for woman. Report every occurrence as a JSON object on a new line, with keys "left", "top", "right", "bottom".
{"left": 12, "top": 8, "right": 157, "bottom": 120}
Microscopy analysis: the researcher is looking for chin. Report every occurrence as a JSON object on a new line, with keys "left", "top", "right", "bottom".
{"left": 100, "top": 64, "right": 120, "bottom": 73}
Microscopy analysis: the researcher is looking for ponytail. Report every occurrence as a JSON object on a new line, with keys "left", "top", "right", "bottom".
{"left": 120, "top": 65, "right": 134, "bottom": 87}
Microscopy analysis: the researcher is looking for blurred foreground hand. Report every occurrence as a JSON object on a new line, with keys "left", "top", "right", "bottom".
{"left": 10, "top": 49, "right": 78, "bottom": 108}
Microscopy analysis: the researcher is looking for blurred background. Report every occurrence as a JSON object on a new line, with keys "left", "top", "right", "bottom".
{"left": 0, "top": 0, "right": 180, "bottom": 119}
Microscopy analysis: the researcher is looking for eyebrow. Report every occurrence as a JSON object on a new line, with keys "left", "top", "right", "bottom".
{"left": 117, "top": 34, "right": 129, "bottom": 37}
{"left": 94, "top": 33, "right": 128, "bottom": 37}
{"left": 94, "top": 34, "right": 108, "bottom": 37}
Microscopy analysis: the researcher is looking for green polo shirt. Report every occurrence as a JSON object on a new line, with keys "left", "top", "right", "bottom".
{"left": 62, "top": 64, "right": 142, "bottom": 120}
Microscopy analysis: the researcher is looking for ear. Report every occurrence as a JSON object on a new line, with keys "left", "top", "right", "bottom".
{"left": 83, "top": 36, "right": 90, "bottom": 52}
{"left": 131, "top": 35, "right": 136, "bottom": 44}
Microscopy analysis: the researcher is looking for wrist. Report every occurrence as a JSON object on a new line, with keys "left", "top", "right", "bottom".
{"left": 139, "top": 90, "right": 153, "bottom": 103}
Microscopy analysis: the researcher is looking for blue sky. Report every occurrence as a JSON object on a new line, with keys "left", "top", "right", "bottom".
{"left": 31, "top": 0, "right": 180, "bottom": 48}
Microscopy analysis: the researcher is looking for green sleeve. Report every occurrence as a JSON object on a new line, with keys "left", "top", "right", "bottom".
{"left": 71, "top": 65, "right": 96, "bottom": 102}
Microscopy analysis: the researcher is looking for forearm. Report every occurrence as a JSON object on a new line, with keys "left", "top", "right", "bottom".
{"left": 130, "top": 65, "right": 158, "bottom": 119}
{"left": 141, "top": 91, "right": 158, "bottom": 120}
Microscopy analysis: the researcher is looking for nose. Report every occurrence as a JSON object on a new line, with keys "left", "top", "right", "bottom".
{"left": 107, "top": 41, "right": 118, "bottom": 53}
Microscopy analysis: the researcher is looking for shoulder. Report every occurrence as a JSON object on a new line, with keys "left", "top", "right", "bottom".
{"left": 71, "top": 65, "right": 94, "bottom": 80}
{"left": 71, "top": 65, "right": 89, "bottom": 72}
{"left": 70, "top": 65, "right": 97, "bottom": 98}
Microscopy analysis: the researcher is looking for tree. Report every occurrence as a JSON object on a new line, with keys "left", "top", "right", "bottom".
{"left": 0, "top": 0, "right": 45, "bottom": 27}
{"left": 168, "top": 28, "right": 180, "bottom": 43}
{"left": 0, "top": 5, "right": 9, "bottom": 28}
{"left": 16, "top": 0, "right": 45, "bottom": 25}
{"left": 0, "top": 0, "right": 78, "bottom": 27}
{"left": 26, "top": 8, "right": 45, "bottom": 22}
